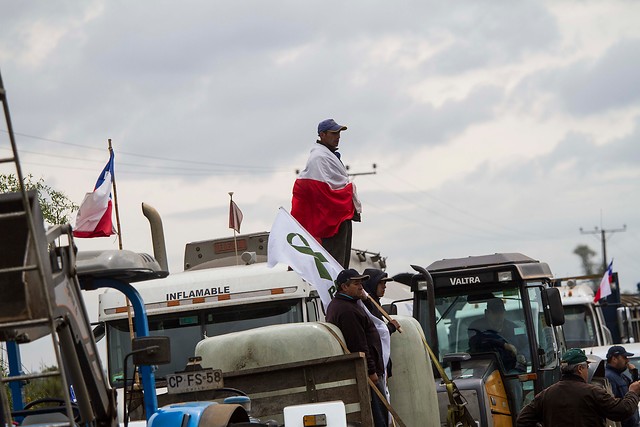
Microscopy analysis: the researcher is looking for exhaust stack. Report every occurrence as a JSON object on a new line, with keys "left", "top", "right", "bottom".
{"left": 142, "top": 203, "right": 169, "bottom": 272}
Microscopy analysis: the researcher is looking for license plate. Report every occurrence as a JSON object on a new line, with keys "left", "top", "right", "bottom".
{"left": 166, "top": 369, "right": 223, "bottom": 394}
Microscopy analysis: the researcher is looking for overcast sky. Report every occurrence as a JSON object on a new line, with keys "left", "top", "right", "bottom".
{"left": 1, "top": 1, "right": 639, "bottom": 370}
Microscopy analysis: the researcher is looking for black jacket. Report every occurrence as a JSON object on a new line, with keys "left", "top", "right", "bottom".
{"left": 326, "top": 293, "right": 384, "bottom": 376}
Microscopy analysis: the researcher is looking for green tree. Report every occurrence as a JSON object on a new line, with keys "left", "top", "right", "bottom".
{"left": 573, "top": 244, "right": 598, "bottom": 276}
{"left": 1, "top": 363, "right": 64, "bottom": 409}
{"left": 0, "top": 174, "right": 78, "bottom": 225}
{"left": 23, "top": 365, "right": 64, "bottom": 404}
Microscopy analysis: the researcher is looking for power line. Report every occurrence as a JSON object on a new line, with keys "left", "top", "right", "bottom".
{"left": 0, "top": 147, "right": 285, "bottom": 175}
{"left": 0, "top": 129, "right": 284, "bottom": 172}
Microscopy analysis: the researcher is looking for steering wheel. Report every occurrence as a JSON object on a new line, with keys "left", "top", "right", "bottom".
{"left": 469, "top": 329, "right": 518, "bottom": 371}
{"left": 22, "top": 397, "right": 81, "bottom": 423}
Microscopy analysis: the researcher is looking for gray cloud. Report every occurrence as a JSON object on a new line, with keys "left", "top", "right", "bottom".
{"left": 425, "top": 1, "right": 559, "bottom": 74}
{"left": 512, "top": 38, "right": 640, "bottom": 117}
{"left": 560, "top": 39, "right": 640, "bottom": 115}
{"left": 386, "top": 85, "right": 504, "bottom": 147}
{"left": 2, "top": 0, "right": 557, "bottom": 170}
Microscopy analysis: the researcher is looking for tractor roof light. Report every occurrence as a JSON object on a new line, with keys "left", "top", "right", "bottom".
{"left": 498, "top": 271, "right": 512, "bottom": 282}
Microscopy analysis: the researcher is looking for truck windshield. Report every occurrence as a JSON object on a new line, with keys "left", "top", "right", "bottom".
{"left": 434, "top": 288, "right": 533, "bottom": 374}
{"left": 106, "top": 299, "right": 303, "bottom": 387}
{"left": 562, "top": 305, "right": 598, "bottom": 348}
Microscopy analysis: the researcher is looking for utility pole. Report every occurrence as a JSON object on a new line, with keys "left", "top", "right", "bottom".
{"left": 295, "top": 163, "right": 377, "bottom": 177}
{"left": 579, "top": 224, "right": 627, "bottom": 272}
{"left": 346, "top": 163, "right": 377, "bottom": 178}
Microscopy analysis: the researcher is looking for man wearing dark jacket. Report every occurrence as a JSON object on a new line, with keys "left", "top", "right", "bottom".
{"left": 326, "top": 268, "right": 387, "bottom": 427}
{"left": 605, "top": 345, "right": 640, "bottom": 427}
{"left": 517, "top": 348, "right": 640, "bottom": 427}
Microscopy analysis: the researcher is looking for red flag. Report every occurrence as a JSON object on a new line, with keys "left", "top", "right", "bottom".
{"left": 594, "top": 260, "right": 613, "bottom": 302}
{"left": 229, "top": 200, "right": 243, "bottom": 233}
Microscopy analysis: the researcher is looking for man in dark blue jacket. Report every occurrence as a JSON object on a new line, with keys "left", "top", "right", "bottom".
{"left": 605, "top": 345, "right": 640, "bottom": 427}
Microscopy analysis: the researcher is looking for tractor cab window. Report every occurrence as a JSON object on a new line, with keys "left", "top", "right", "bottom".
{"left": 435, "top": 289, "right": 533, "bottom": 374}
{"left": 527, "top": 285, "right": 558, "bottom": 370}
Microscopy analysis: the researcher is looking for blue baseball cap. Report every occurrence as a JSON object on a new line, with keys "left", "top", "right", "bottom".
{"left": 318, "top": 119, "right": 347, "bottom": 134}
{"left": 607, "top": 345, "right": 634, "bottom": 359}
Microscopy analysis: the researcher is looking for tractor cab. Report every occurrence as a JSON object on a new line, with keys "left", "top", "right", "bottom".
{"left": 405, "top": 253, "right": 566, "bottom": 424}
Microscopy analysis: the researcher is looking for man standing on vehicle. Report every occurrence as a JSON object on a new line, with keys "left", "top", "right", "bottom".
{"left": 517, "top": 348, "right": 640, "bottom": 426}
{"left": 605, "top": 345, "right": 640, "bottom": 427}
{"left": 326, "top": 269, "right": 387, "bottom": 427}
{"left": 291, "top": 119, "right": 362, "bottom": 268}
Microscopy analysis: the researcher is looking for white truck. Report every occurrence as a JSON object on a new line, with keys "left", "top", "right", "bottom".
{"left": 97, "top": 259, "right": 320, "bottom": 388}
{"left": 557, "top": 279, "right": 613, "bottom": 348}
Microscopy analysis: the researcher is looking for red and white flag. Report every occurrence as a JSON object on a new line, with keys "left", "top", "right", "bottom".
{"left": 291, "top": 144, "right": 361, "bottom": 241}
{"left": 73, "top": 151, "right": 116, "bottom": 238}
{"left": 594, "top": 260, "right": 614, "bottom": 302}
{"left": 229, "top": 199, "right": 243, "bottom": 233}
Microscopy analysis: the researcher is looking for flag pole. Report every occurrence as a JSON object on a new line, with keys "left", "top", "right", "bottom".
{"left": 229, "top": 192, "right": 239, "bottom": 265}
{"left": 108, "top": 139, "right": 123, "bottom": 250}
{"left": 366, "top": 294, "right": 403, "bottom": 333}
{"left": 109, "top": 139, "right": 137, "bottom": 385}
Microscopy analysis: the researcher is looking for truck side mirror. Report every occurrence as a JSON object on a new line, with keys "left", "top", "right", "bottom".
{"left": 92, "top": 323, "right": 105, "bottom": 342}
{"left": 542, "top": 287, "right": 565, "bottom": 326}
{"left": 132, "top": 336, "right": 171, "bottom": 365}
{"left": 382, "top": 303, "right": 397, "bottom": 315}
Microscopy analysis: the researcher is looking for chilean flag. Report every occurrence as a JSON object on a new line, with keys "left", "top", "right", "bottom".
{"left": 291, "top": 144, "right": 361, "bottom": 241}
{"left": 594, "top": 260, "right": 614, "bottom": 302}
{"left": 73, "top": 151, "right": 116, "bottom": 238}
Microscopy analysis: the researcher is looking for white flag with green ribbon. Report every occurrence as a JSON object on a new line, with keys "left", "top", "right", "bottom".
{"left": 267, "top": 207, "right": 342, "bottom": 308}
{"left": 267, "top": 207, "right": 391, "bottom": 372}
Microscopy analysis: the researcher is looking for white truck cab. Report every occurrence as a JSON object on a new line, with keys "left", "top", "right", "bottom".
{"left": 558, "top": 281, "right": 613, "bottom": 348}
{"left": 98, "top": 261, "right": 320, "bottom": 387}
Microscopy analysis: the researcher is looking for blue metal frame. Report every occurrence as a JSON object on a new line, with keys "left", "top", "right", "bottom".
{"left": 92, "top": 278, "right": 158, "bottom": 420}
{"left": 6, "top": 341, "right": 24, "bottom": 412}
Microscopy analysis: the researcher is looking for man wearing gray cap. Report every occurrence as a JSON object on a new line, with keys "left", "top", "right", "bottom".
{"left": 291, "top": 118, "right": 362, "bottom": 268}
{"left": 606, "top": 345, "right": 640, "bottom": 427}
{"left": 517, "top": 348, "right": 640, "bottom": 426}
